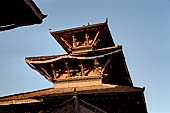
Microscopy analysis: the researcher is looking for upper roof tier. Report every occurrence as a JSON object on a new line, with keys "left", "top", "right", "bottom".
{"left": 50, "top": 20, "right": 115, "bottom": 54}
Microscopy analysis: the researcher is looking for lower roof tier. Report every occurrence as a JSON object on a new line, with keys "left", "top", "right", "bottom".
{"left": 0, "top": 84, "right": 144, "bottom": 103}
{"left": 0, "top": 84, "right": 147, "bottom": 113}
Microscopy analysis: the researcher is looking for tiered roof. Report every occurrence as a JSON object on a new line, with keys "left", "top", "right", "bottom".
{"left": 25, "top": 21, "right": 133, "bottom": 87}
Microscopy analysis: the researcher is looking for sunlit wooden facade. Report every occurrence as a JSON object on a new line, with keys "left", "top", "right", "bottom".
{"left": 0, "top": 20, "right": 147, "bottom": 113}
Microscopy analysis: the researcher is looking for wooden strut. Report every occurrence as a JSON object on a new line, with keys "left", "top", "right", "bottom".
{"left": 51, "top": 63, "right": 57, "bottom": 80}
{"left": 26, "top": 63, "right": 49, "bottom": 79}
{"left": 59, "top": 36, "right": 73, "bottom": 49}
{"left": 101, "top": 56, "right": 113, "bottom": 76}
{"left": 91, "top": 31, "right": 100, "bottom": 45}
{"left": 40, "top": 66, "right": 53, "bottom": 81}
{"left": 65, "top": 61, "right": 71, "bottom": 78}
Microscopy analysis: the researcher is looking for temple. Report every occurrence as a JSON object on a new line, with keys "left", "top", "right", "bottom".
{"left": 0, "top": 20, "right": 147, "bottom": 113}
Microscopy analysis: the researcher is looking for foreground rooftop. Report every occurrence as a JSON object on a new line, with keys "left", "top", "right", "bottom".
{"left": 0, "top": 0, "right": 47, "bottom": 31}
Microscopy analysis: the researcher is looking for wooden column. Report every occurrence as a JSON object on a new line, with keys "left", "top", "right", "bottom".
{"left": 79, "top": 63, "right": 85, "bottom": 76}
{"left": 51, "top": 63, "right": 57, "bottom": 80}
{"left": 65, "top": 61, "right": 71, "bottom": 78}
{"left": 85, "top": 32, "right": 89, "bottom": 46}
{"left": 72, "top": 35, "right": 77, "bottom": 48}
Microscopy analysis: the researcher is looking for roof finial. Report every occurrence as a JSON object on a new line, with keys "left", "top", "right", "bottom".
{"left": 73, "top": 88, "right": 77, "bottom": 97}
{"left": 142, "top": 87, "right": 145, "bottom": 92}
{"left": 105, "top": 18, "right": 108, "bottom": 23}
{"left": 48, "top": 28, "right": 52, "bottom": 33}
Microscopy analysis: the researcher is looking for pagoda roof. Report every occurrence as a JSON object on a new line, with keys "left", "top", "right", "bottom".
{"left": 0, "top": 85, "right": 147, "bottom": 113}
{"left": 25, "top": 46, "right": 133, "bottom": 86}
{"left": 0, "top": 85, "right": 144, "bottom": 103}
{"left": 50, "top": 20, "right": 114, "bottom": 53}
{"left": 0, "top": 0, "right": 47, "bottom": 31}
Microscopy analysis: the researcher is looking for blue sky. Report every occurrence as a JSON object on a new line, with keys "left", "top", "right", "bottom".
{"left": 0, "top": 0, "right": 169, "bottom": 113}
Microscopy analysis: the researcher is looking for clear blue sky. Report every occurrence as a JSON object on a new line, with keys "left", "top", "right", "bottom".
{"left": 0, "top": 0, "right": 169, "bottom": 113}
